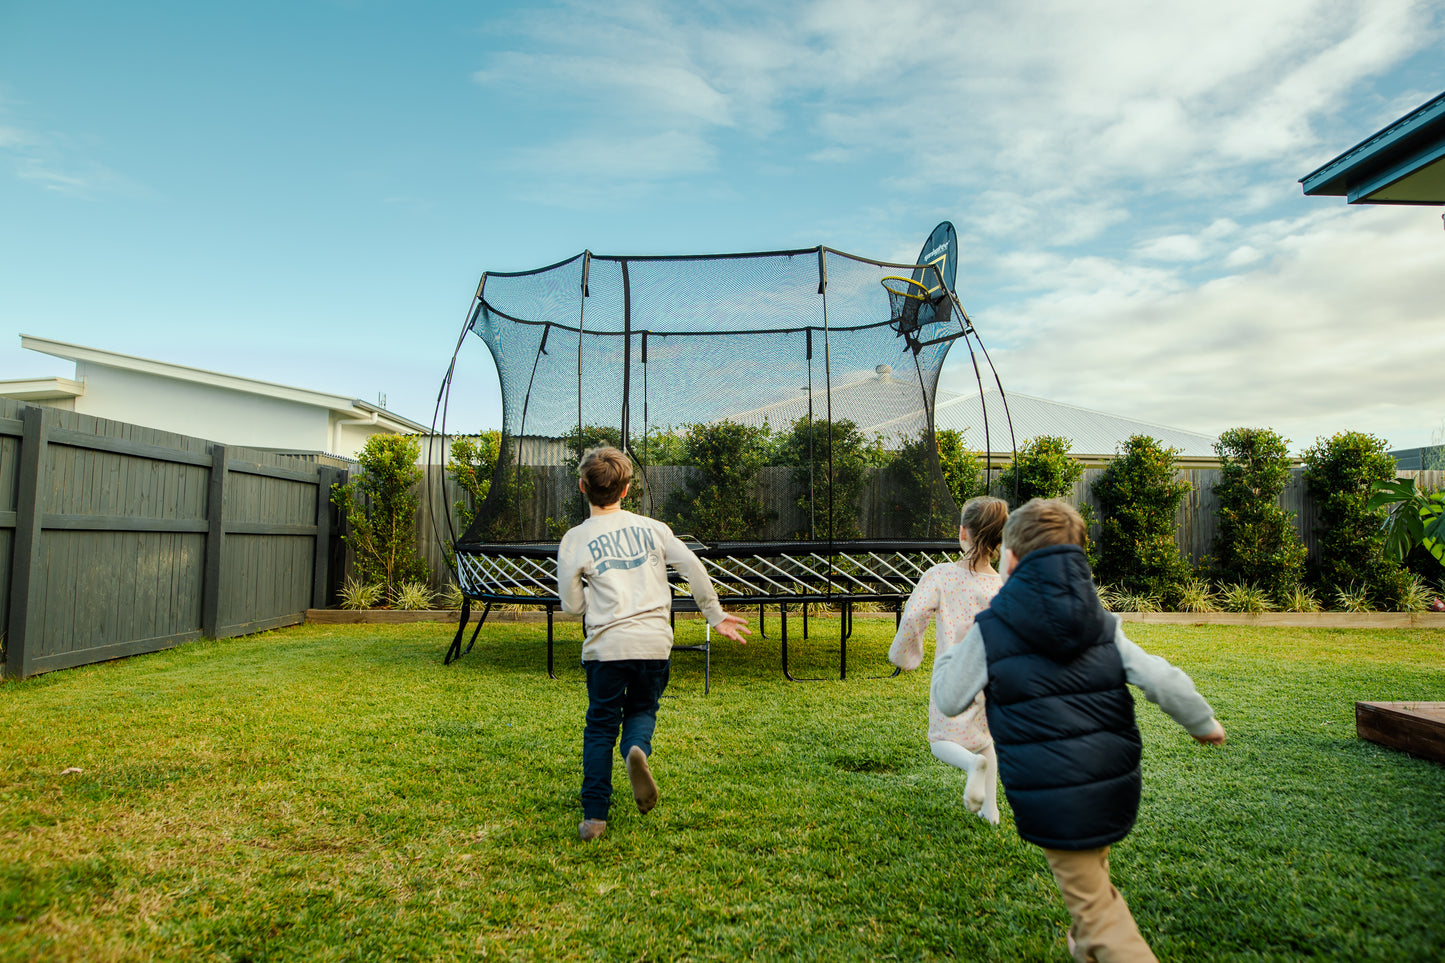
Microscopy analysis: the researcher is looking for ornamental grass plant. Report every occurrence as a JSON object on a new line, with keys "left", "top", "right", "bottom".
{"left": 1, "top": 620, "right": 1443, "bottom": 961}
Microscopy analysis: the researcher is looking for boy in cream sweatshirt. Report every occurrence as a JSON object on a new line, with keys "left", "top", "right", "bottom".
{"left": 558, "top": 446, "right": 750, "bottom": 842}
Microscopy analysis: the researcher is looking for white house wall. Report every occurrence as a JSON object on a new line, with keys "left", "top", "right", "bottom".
{"left": 74, "top": 361, "right": 330, "bottom": 452}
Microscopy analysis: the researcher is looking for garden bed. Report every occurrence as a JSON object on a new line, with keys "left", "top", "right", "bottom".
{"left": 306, "top": 607, "right": 1445, "bottom": 628}
{"left": 1355, "top": 701, "right": 1445, "bottom": 763}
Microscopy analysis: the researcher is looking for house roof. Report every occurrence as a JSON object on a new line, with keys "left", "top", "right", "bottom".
{"left": 716, "top": 365, "right": 1219, "bottom": 457}
{"left": 16, "top": 334, "right": 428, "bottom": 433}
{"left": 1301, "top": 91, "right": 1445, "bottom": 205}
{"left": 716, "top": 364, "right": 934, "bottom": 441}
{"left": 0, "top": 376, "right": 85, "bottom": 402}
{"left": 935, "top": 388, "right": 1218, "bottom": 458}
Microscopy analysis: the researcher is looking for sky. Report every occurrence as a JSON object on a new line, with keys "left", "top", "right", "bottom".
{"left": 2, "top": 0, "right": 1443, "bottom": 454}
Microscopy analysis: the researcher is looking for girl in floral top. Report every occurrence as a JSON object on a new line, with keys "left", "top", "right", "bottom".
{"left": 889, "top": 496, "right": 1008, "bottom": 824}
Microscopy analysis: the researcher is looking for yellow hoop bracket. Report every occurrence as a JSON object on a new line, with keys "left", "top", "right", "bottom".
{"left": 881, "top": 276, "right": 929, "bottom": 301}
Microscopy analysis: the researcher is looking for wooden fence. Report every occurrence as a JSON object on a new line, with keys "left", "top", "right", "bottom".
{"left": 7, "top": 402, "right": 1436, "bottom": 682}
{"left": 2, "top": 400, "right": 350, "bottom": 679}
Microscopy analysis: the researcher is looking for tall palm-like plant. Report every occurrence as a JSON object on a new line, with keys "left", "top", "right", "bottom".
{"left": 1367, "top": 478, "right": 1445, "bottom": 569}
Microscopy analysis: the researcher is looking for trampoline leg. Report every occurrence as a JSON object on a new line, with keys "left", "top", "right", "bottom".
{"left": 464, "top": 602, "right": 490, "bottom": 656}
{"left": 802, "top": 603, "right": 809, "bottom": 640}
{"left": 781, "top": 603, "right": 797, "bottom": 681}
{"left": 547, "top": 605, "right": 556, "bottom": 680}
{"left": 839, "top": 601, "right": 852, "bottom": 681}
{"left": 444, "top": 597, "right": 471, "bottom": 665}
{"left": 758, "top": 602, "right": 766, "bottom": 639}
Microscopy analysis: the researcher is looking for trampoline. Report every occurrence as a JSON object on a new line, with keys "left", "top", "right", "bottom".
{"left": 431, "top": 222, "right": 1015, "bottom": 680}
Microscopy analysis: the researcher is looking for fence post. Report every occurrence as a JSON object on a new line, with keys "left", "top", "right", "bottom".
{"left": 5, "top": 405, "right": 48, "bottom": 679}
{"left": 313, "top": 466, "right": 338, "bottom": 608}
{"left": 202, "top": 443, "right": 228, "bottom": 638}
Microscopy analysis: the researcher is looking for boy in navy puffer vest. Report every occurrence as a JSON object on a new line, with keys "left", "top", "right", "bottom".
{"left": 931, "top": 498, "right": 1225, "bottom": 963}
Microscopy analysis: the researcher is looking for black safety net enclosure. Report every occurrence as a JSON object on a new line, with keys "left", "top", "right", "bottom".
{"left": 436, "top": 224, "right": 1015, "bottom": 678}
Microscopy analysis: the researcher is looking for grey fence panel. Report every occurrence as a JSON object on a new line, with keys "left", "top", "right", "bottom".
{"left": 0, "top": 410, "right": 22, "bottom": 644}
{"left": 215, "top": 453, "right": 325, "bottom": 635}
{"left": 2, "top": 403, "right": 340, "bottom": 678}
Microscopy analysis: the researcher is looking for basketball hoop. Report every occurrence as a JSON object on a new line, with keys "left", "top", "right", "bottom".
{"left": 881, "top": 275, "right": 929, "bottom": 332}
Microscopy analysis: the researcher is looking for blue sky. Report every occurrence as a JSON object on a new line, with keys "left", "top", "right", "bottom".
{"left": 2, "top": 0, "right": 1442, "bottom": 453}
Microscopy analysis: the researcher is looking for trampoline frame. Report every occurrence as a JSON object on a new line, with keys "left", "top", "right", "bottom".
{"left": 444, "top": 538, "right": 963, "bottom": 682}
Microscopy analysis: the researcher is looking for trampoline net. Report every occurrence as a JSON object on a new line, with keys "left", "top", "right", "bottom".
{"left": 455, "top": 246, "right": 970, "bottom": 547}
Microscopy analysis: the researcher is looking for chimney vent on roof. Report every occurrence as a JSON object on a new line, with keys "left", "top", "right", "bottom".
{"left": 875, "top": 364, "right": 893, "bottom": 381}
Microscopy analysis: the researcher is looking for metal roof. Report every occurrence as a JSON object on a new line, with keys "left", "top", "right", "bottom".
{"left": 935, "top": 388, "right": 1218, "bottom": 458}
{"left": 1301, "top": 91, "right": 1445, "bottom": 205}
{"left": 718, "top": 366, "right": 1219, "bottom": 457}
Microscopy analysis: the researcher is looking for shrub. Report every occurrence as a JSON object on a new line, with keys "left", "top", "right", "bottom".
{"left": 1112, "top": 592, "right": 1163, "bottom": 613}
{"left": 1211, "top": 427, "right": 1307, "bottom": 597}
{"left": 881, "top": 431, "right": 960, "bottom": 538}
{"left": 438, "top": 582, "right": 467, "bottom": 610}
{"left": 666, "top": 420, "right": 775, "bottom": 541}
{"left": 449, "top": 430, "right": 534, "bottom": 543}
{"left": 448, "top": 431, "right": 502, "bottom": 535}
{"left": 779, "top": 417, "right": 887, "bottom": 540}
{"left": 1397, "top": 574, "right": 1434, "bottom": 613}
{"left": 1369, "top": 478, "right": 1445, "bottom": 576}
{"left": 996, "top": 435, "right": 1085, "bottom": 506}
{"left": 1333, "top": 582, "right": 1373, "bottom": 613}
{"left": 935, "top": 429, "right": 986, "bottom": 508}
{"left": 1302, "top": 431, "right": 1410, "bottom": 609}
{"left": 333, "top": 434, "right": 431, "bottom": 601}
{"left": 1177, "top": 578, "right": 1220, "bottom": 613}
{"left": 636, "top": 427, "right": 687, "bottom": 467}
{"left": 1091, "top": 435, "right": 1193, "bottom": 604}
{"left": 1279, "top": 584, "right": 1322, "bottom": 613}
{"left": 1221, "top": 582, "right": 1275, "bottom": 613}
{"left": 339, "top": 577, "right": 384, "bottom": 610}
{"left": 392, "top": 581, "right": 436, "bottom": 611}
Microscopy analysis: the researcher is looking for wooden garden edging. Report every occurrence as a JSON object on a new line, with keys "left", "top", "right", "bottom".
{"left": 1116, "top": 612, "right": 1445, "bottom": 628}
{"left": 304, "top": 608, "right": 1445, "bottom": 629}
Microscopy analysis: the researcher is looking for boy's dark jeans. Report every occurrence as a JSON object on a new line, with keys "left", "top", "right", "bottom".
{"left": 581, "top": 658, "right": 671, "bottom": 821}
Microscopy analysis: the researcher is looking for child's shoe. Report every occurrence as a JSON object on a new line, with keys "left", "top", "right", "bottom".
{"left": 626, "top": 746, "right": 659, "bottom": 814}
{"left": 578, "top": 818, "right": 607, "bottom": 841}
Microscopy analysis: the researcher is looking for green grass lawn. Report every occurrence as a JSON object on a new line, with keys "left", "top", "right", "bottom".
{"left": 1, "top": 616, "right": 1442, "bottom": 962}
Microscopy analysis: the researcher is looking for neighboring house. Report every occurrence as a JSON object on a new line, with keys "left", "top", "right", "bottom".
{"left": 3, "top": 335, "right": 428, "bottom": 459}
{"left": 934, "top": 387, "right": 1218, "bottom": 465}
{"left": 1390, "top": 445, "right": 1445, "bottom": 471}
{"left": 715, "top": 365, "right": 1219, "bottom": 464}
{"left": 1301, "top": 90, "right": 1445, "bottom": 206}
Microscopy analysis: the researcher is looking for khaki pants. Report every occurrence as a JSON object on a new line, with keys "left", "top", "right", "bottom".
{"left": 1042, "top": 846, "right": 1158, "bottom": 963}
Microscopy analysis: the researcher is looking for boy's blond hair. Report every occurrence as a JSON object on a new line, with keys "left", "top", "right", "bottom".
{"left": 1001, "top": 497, "right": 1086, "bottom": 562}
{"left": 578, "top": 446, "right": 633, "bottom": 507}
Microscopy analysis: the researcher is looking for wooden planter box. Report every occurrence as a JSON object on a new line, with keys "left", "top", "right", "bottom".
{"left": 1355, "top": 702, "right": 1445, "bottom": 764}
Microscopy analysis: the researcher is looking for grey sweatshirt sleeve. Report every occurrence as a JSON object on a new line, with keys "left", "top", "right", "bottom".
{"left": 557, "top": 531, "right": 586, "bottom": 617}
{"left": 662, "top": 530, "right": 727, "bottom": 626}
{"left": 1115, "top": 617, "right": 1219, "bottom": 736}
{"left": 930, "top": 623, "right": 990, "bottom": 717}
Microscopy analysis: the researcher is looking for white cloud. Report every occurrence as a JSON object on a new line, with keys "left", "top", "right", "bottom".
{"left": 957, "top": 206, "right": 1445, "bottom": 451}
{"left": 510, "top": 129, "right": 715, "bottom": 182}
{"left": 471, "top": 0, "right": 1441, "bottom": 238}
{"left": 1135, "top": 234, "right": 1207, "bottom": 262}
